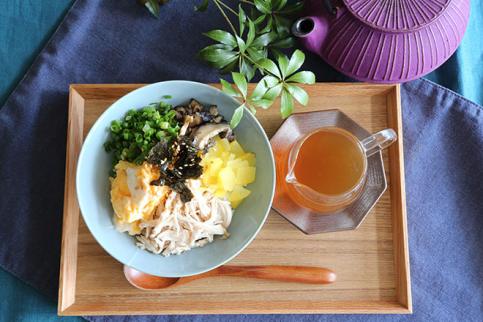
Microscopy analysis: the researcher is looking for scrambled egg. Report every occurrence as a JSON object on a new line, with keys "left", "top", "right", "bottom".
{"left": 110, "top": 161, "right": 168, "bottom": 235}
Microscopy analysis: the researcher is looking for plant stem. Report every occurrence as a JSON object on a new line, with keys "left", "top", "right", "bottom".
{"left": 217, "top": 0, "right": 238, "bottom": 15}
{"left": 239, "top": 0, "right": 255, "bottom": 5}
{"left": 213, "top": 0, "right": 238, "bottom": 35}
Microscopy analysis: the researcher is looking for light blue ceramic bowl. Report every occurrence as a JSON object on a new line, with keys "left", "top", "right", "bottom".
{"left": 76, "top": 81, "right": 275, "bottom": 277}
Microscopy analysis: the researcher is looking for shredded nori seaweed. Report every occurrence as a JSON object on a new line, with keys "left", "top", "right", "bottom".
{"left": 148, "top": 136, "right": 203, "bottom": 202}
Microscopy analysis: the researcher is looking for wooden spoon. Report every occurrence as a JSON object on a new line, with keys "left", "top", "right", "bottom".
{"left": 124, "top": 265, "right": 336, "bottom": 290}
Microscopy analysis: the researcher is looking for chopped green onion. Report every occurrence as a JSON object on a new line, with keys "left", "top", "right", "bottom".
{"left": 110, "top": 121, "right": 121, "bottom": 133}
{"left": 156, "top": 131, "right": 165, "bottom": 140}
{"left": 104, "top": 99, "right": 179, "bottom": 170}
{"left": 142, "top": 123, "right": 151, "bottom": 133}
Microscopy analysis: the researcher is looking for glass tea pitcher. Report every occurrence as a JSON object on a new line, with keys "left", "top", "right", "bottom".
{"left": 285, "top": 127, "right": 397, "bottom": 213}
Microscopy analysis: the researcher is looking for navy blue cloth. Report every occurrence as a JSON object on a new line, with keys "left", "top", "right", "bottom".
{"left": 0, "top": 0, "right": 481, "bottom": 321}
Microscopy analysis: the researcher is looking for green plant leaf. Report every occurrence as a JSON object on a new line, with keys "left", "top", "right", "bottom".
{"left": 251, "top": 76, "right": 276, "bottom": 98}
{"left": 232, "top": 72, "right": 248, "bottom": 98}
{"left": 199, "top": 44, "right": 236, "bottom": 56}
{"left": 271, "top": 36, "right": 295, "bottom": 48}
{"left": 246, "top": 19, "right": 256, "bottom": 46}
{"left": 263, "top": 83, "right": 283, "bottom": 100}
{"left": 258, "top": 58, "right": 281, "bottom": 78}
{"left": 254, "top": 14, "right": 266, "bottom": 26}
{"left": 198, "top": 47, "right": 238, "bottom": 68}
{"left": 238, "top": 5, "right": 247, "bottom": 35}
{"left": 273, "top": 15, "right": 291, "bottom": 34}
{"left": 201, "top": 43, "right": 235, "bottom": 50}
{"left": 272, "top": 0, "right": 288, "bottom": 11}
{"left": 193, "top": 0, "right": 314, "bottom": 120}
{"left": 220, "top": 58, "right": 238, "bottom": 73}
{"left": 254, "top": 0, "right": 272, "bottom": 14}
{"left": 246, "top": 47, "right": 267, "bottom": 63}
{"left": 287, "top": 71, "right": 316, "bottom": 84}
{"left": 280, "top": 89, "right": 294, "bottom": 118}
{"left": 270, "top": 48, "right": 284, "bottom": 60}
{"left": 203, "top": 30, "right": 237, "bottom": 47}
{"left": 259, "top": 15, "right": 273, "bottom": 33}
{"left": 206, "top": 56, "right": 237, "bottom": 69}
{"left": 246, "top": 103, "right": 257, "bottom": 114}
{"left": 251, "top": 75, "right": 279, "bottom": 99}
{"left": 286, "top": 84, "right": 309, "bottom": 105}
{"left": 199, "top": 56, "right": 238, "bottom": 69}
{"left": 252, "top": 31, "right": 278, "bottom": 47}
{"left": 277, "top": 54, "right": 289, "bottom": 78}
{"left": 194, "top": 0, "right": 209, "bottom": 12}
{"left": 252, "top": 98, "right": 275, "bottom": 109}
{"left": 236, "top": 36, "right": 247, "bottom": 53}
{"left": 264, "top": 75, "right": 280, "bottom": 86}
{"left": 286, "top": 49, "right": 305, "bottom": 76}
{"left": 201, "top": 59, "right": 238, "bottom": 70}
{"left": 230, "top": 104, "right": 245, "bottom": 128}
{"left": 144, "top": 0, "right": 160, "bottom": 18}
{"left": 279, "top": 1, "right": 304, "bottom": 14}
{"left": 220, "top": 79, "right": 240, "bottom": 97}
{"left": 240, "top": 58, "right": 256, "bottom": 81}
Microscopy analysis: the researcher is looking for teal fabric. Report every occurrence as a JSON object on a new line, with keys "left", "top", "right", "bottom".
{"left": 0, "top": 0, "right": 74, "bottom": 106}
{"left": 0, "top": 271, "right": 80, "bottom": 322}
{"left": 0, "top": 1, "right": 80, "bottom": 321}
{"left": 0, "top": 0, "right": 481, "bottom": 321}
{"left": 425, "top": 0, "right": 483, "bottom": 105}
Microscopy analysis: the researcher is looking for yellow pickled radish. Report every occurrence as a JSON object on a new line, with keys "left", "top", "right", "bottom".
{"left": 239, "top": 152, "right": 256, "bottom": 166}
{"left": 201, "top": 138, "right": 256, "bottom": 208}
{"left": 229, "top": 140, "right": 245, "bottom": 156}
{"left": 235, "top": 166, "right": 256, "bottom": 185}
{"left": 231, "top": 186, "right": 251, "bottom": 200}
{"left": 218, "top": 167, "right": 236, "bottom": 191}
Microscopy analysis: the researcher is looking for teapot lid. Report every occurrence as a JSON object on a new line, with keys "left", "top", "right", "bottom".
{"left": 343, "top": 0, "right": 451, "bottom": 32}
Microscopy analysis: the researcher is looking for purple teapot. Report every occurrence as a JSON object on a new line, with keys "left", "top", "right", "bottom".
{"left": 292, "top": 0, "right": 470, "bottom": 83}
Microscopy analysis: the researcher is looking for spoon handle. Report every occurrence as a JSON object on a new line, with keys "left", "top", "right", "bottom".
{"left": 214, "top": 265, "right": 336, "bottom": 284}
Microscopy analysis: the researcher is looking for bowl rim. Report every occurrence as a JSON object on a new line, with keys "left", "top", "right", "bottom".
{"left": 75, "top": 80, "right": 275, "bottom": 277}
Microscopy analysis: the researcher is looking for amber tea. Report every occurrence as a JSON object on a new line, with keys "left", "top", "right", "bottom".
{"left": 285, "top": 127, "right": 369, "bottom": 213}
{"left": 285, "top": 126, "right": 396, "bottom": 213}
{"left": 293, "top": 128, "right": 365, "bottom": 195}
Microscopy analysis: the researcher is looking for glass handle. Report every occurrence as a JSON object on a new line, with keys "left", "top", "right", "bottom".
{"left": 361, "top": 129, "right": 397, "bottom": 157}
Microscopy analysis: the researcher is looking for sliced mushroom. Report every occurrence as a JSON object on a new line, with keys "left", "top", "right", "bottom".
{"left": 173, "top": 100, "right": 230, "bottom": 137}
{"left": 200, "top": 111, "right": 213, "bottom": 122}
{"left": 180, "top": 115, "right": 193, "bottom": 136}
{"left": 219, "top": 130, "right": 236, "bottom": 142}
{"left": 191, "top": 123, "right": 231, "bottom": 149}
{"left": 208, "top": 105, "right": 219, "bottom": 116}
{"left": 174, "top": 106, "right": 187, "bottom": 121}
{"left": 189, "top": 99, "right": 203, "bottom": 113}
{"left": 190, "top": 114, "right": 203, "bottom": 127}
{"left": 213, "top": 115, "right": 223, "bottom": 123}
{"left": 175, "top": 106, "right": 186, "bottom": 114}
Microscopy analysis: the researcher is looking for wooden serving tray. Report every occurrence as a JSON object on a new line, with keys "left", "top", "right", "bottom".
{"left": 59, "top": 83, "right": 411, "bottom": 315}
